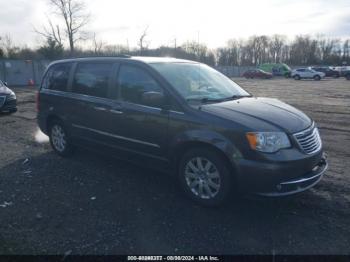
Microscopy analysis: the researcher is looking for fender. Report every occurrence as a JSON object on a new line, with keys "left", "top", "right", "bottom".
{"left": 168, "top": 129, "right": 243, "bottom": 169}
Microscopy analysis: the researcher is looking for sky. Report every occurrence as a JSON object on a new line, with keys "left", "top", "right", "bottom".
{"left": 0, "top": 0, "right": 349, "bottom": 49}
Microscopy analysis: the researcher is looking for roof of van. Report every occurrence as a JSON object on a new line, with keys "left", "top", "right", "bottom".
{"left": 50, "top": 56, "right": 196, "bottom": 65}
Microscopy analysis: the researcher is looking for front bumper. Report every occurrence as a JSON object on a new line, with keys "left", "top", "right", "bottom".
{"left": 0, "top": 97, "right": 17, "bottom": 113}
{"left": 256, "top": 155, "right": 327, "bottom": 196}
{"left": 236, "top": 151, "right": 327, "bottom": 196}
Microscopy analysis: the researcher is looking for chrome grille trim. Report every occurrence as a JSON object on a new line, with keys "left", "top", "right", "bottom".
{"left": 0, "top": 96, "right": 5, "bottom": 107}
{"left": 293, "top": 124, "right": 322, "bottom": 154}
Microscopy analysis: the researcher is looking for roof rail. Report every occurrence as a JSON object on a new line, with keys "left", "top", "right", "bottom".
{"left": 71, "top": 54, "right": 132, "bottom": 59}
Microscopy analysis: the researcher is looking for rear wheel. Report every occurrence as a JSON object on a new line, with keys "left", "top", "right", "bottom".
{"left": 293, "top": 75, "right": 301, "bottom": 80}
{"left": 49, "top": 120, "right": 74, "bottom": 157}
{"left": 314, "top": 75, "right": 321, "bottom": 81}
{"left": 178, "top": 148, "right": 233, "bottom": 206}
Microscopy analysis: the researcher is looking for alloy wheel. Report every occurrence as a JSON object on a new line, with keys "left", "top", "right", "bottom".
{"left": 184, "top": 157, "right": 221, "bottom": 199}
{"left": 51, "top": 124, "right": 66, "bottom": 152}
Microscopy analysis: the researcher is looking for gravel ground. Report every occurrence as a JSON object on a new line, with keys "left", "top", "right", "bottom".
{"left": 0, "top": 78, "right": 349, "bottom": 255}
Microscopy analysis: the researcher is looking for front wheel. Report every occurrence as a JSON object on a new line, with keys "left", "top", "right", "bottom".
{"left": 293, "top": 75, "right": 301, "bottom": 80}
{"left": 178, "top": 148, "right": 233, "bottom": 206}
{"left": 314, "top": 75, "right": 321, "bottom": 81}
{"left": 49, "top": 120, "right": 74, "bottom": 157}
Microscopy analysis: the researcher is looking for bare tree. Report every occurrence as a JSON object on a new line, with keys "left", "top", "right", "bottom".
{"left": 248, "top": 35, "right": 269, "bottom": 65}
{"left": 138, "top": 26, "right": 149, "bottom": 55}
{"left": 49, "top": 0, "right": 90, "bottom": 54}
{"left": 34, "top": 17, "right": 63, "bottom": 47}
{"left": 317, "top": 35, "right": 339, "bottom": 63}
{"left": 269, "top": 35, "right": 286, "bottom": 63}
{"left": 92, "top": 33, "right": 106, "bottom": 55}
{"left": 343, "top": 39, "right": 350, "bottom": 60}
{"left": 0, "top": 34, "right": 20, "bottom": 58}
{"left": 103, "top": 44, "right": 129, "bottom": 56}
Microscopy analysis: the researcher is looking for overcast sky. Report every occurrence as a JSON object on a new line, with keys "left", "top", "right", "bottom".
{"left": 0, "top": 0, "right": 349, "bottom": 49}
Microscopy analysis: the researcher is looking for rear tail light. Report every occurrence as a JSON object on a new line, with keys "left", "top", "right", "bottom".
{"left": 36, "top": 92, "right": 40, "bottom": 112}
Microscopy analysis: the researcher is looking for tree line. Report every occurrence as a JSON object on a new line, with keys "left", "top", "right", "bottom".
{"left": 0, "top": 0, "right": 349, "bottom": 67}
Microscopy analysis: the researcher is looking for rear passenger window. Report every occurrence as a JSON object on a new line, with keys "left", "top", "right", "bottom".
{"left": 42, "top": 63, "right": 72, "bottom": 91}
{"left": 72, "top": 63, "right": 112, "bottom": 98}
{"left": 118, "top": 65, "right": 163, "bottom": 105}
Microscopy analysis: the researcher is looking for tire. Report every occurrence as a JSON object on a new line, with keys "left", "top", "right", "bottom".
{"left": 293, "top": 75, "right": 301, "bottom": 80}
{"left": 49, "top": 120, "right": 74, "bottom": 157}
{"left": 178, "top": 148, "right": 233, "bottom": 207}
{"left": 346, "top": 74, "right": 350, "bottom": 80}
{"left": 314, "top": 75, "right": 321, "bottom": 81}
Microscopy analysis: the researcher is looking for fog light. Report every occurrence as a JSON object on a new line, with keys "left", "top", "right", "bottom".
{"left": 312, "top": 166, "right": 319, "bottom": 172}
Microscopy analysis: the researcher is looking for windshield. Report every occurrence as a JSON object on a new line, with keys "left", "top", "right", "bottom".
{"left": 282, "top": 64, "right": 291, "bottom": 71}
{"left": 150, "top": 62, "right": 250, "bottom": 102}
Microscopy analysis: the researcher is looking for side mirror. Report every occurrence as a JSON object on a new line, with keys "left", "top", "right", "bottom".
{"left": 141, "top": 91, "right": 165, "bottom": 108}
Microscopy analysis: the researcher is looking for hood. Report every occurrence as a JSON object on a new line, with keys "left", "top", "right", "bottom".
{"left": 201, "top": 97, "right": 312, "bottom": 133}
{"left": 0, "top": 85, "right": 12, "bottom": 95}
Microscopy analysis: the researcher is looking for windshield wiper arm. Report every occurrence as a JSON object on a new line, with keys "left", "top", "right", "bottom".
{"left": 186, "top": 97, "right": 226, "bottom": 103}
{"left": 187, "top": 95, "right": 251, "bottom": 104}
{"left": 224, "top": 95, "right": 252, "bottom": 101}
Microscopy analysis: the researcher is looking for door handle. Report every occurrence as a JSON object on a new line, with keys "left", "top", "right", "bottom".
{"left": 94, "top": 106, "right": 107, "bottom": 112}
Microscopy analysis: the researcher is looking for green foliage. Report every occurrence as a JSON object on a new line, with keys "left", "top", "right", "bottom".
{"left": 37, "top": 37, "right": 64, "bottom": 60}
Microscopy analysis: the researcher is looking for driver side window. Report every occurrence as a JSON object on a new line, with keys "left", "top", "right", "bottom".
{"left": 118, "top": 64, "right": 163, "bottom": 106}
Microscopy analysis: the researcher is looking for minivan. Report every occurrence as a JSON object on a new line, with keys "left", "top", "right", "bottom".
{"left": 258, "top": 63, "right": 291, "bottom": 78}
{"left": 37, "top": 57, "right": 328, "bottom": 206}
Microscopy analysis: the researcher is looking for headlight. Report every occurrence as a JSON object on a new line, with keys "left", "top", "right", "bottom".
{"left": 8, "top": 92, "right": 16, "bottom": 100}
{"left": 246, "top": 132, "right": 291, "bottom": 153}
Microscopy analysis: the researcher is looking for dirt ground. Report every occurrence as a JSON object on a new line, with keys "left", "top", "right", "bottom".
{"left": 0, "top": 78, "right": 349, "bottom": 255}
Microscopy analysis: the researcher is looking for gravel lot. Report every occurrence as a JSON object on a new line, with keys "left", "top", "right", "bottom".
{"left": 0, "top": 78, "right": 349, "bottom": 255}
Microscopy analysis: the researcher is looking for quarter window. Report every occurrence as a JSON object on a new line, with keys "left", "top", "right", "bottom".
{"left": 73, "top": 63, "right": 112, "bottom": 98}
{"left": 42, "top": 63, "right": 72, "bottom": 91}
{"left": 118, "top": 65, "right": 163, "bottom": 105}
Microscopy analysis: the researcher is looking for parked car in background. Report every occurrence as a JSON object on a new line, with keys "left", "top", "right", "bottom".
{"left": 37, "top": 57, "right": 327, "bottom": 206}
{"left": 291, "top": 68, "right": 325, "bottom": 80}
{"left": 0, "top": 80, "right": 17, "bottom": 113}
{"left": 344, "top": 70, "right": 350, "bottom": 80}
{"left": 242, "top": 69, "right": 273, "bottom": 79}
{"left": 331, "top": 66, "right": 350, "bottom": 77}
{"left": 310, "top": 67, "right": 340, "bottom": 78}
{"left": 259, "top": 63, "right": 291, "bottom": 78}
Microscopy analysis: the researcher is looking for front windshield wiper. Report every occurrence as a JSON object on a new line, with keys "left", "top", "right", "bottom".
{"left": 186, "top": 95, "right": 252, "bottom": 104}
{"left": 222, "top": 95, "right": 252, "bottom": 101}
{"left": 186, "top": 97, "right": 227, "bottom": 104}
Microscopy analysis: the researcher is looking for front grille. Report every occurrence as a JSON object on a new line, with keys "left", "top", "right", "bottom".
{"left": 294, "top": 125, "right": 322, "bottom": 154}
{"left": 0, "top": 96, "right": 5, "bottom": 107}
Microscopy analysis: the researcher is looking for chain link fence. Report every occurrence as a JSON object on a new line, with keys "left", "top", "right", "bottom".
{"left": 0, "top": 60, "right": 50, "bottom": 87}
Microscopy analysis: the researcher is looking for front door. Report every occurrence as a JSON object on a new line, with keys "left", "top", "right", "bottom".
{"left": 113, "top": 63, "right": 169, "bottom": 159}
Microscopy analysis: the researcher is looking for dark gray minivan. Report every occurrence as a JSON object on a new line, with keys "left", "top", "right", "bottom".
{"left": 37, "top": 57, "right": 328, "bottom": 206}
